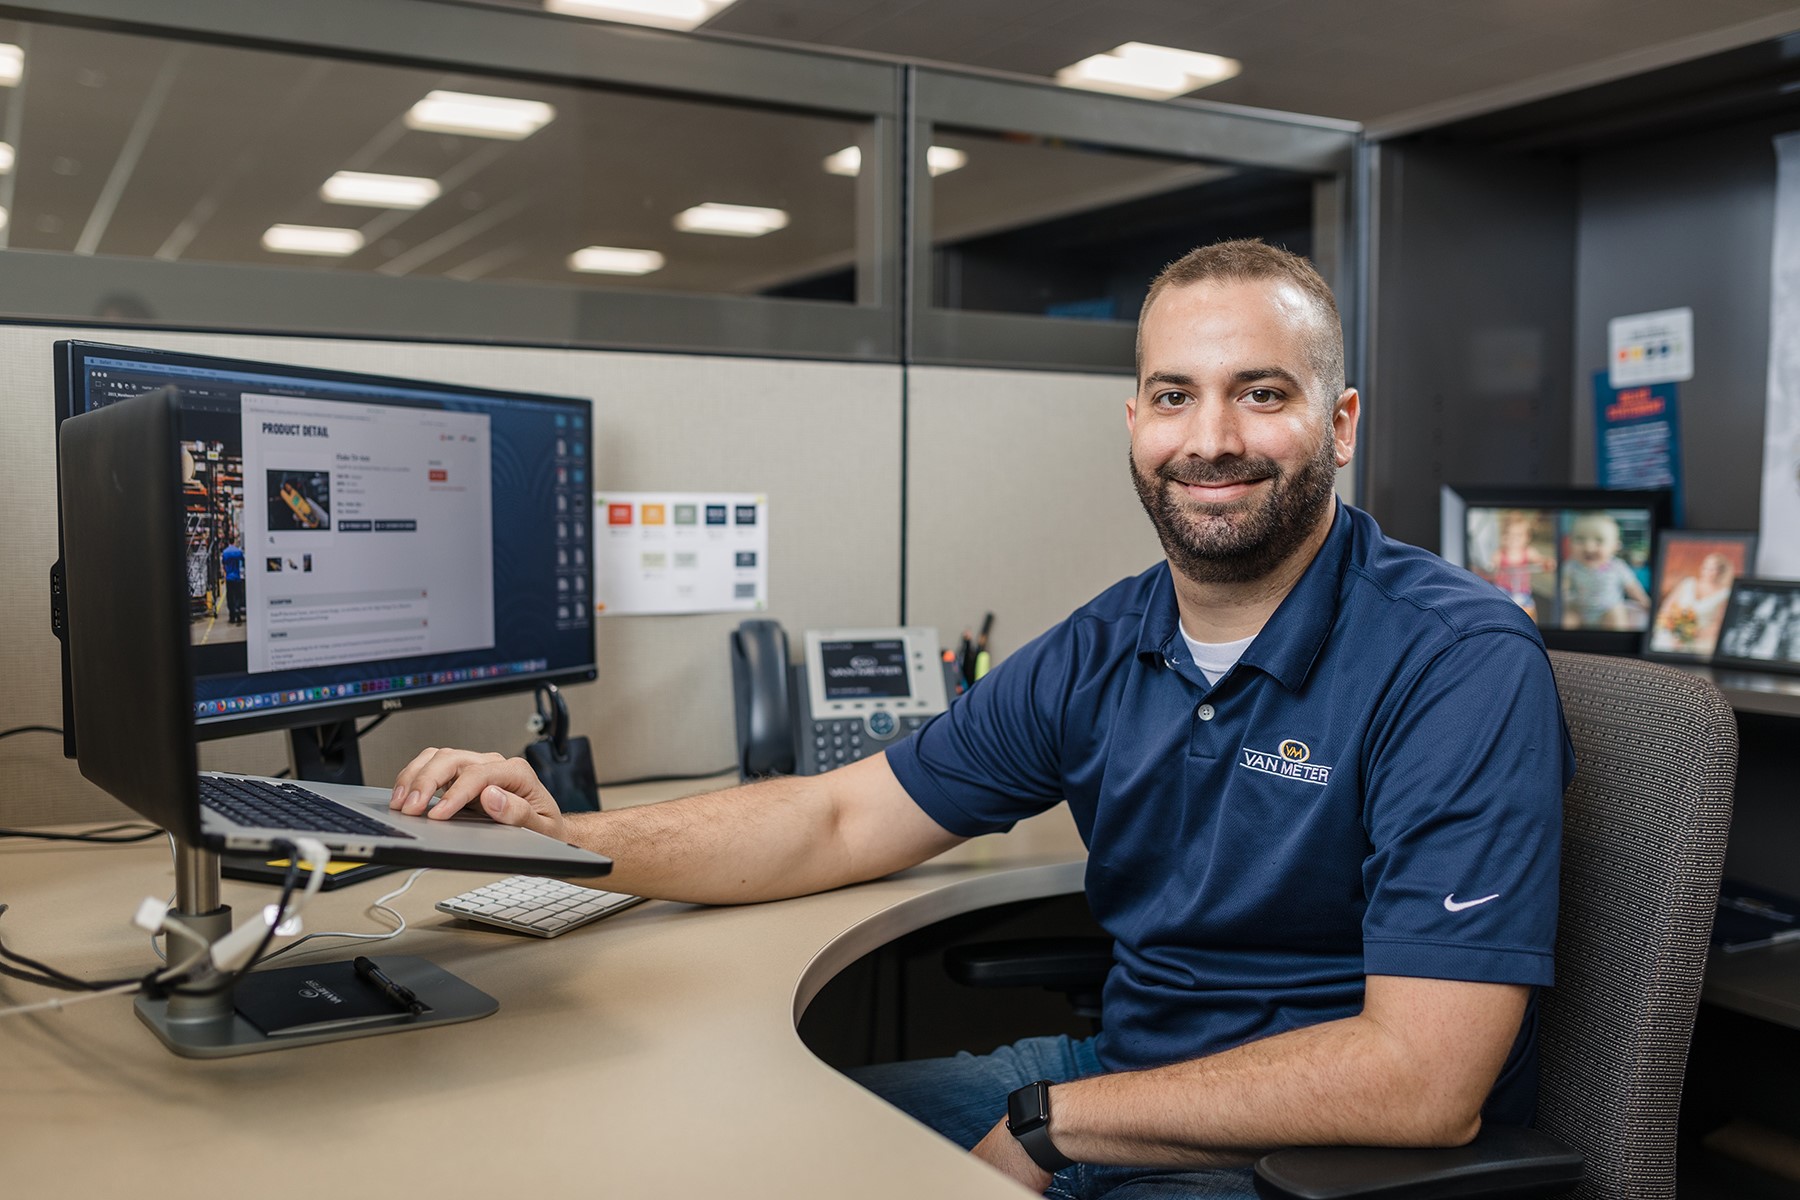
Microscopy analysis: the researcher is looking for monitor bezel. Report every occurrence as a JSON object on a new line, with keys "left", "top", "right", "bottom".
{"left": 1439, "top": 483, "right": 1674, "bottom": 655}
{"left": 52, "top": 338, "right": 598, "bottom": 749}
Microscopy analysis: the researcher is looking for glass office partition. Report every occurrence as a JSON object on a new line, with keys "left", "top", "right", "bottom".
{"left": 910, "top": 69, "right": 1360, "bottom": 373}
{"left": 0, "top": 3, "right": 1363, "bottom": 369}
{"left": 0, "top": 1, "right": 901, "bottom": 359}
{"left": 927, "top": 128, "right": 1318, "bottom": 322}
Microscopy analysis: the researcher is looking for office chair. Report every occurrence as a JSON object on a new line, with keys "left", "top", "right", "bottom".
{"left": 946, "top": 651, "right": 1738, "bottom": 1199}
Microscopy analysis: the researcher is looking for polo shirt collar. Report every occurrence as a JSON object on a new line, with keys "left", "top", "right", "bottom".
{"left": 1135, "top": 501, "right": 1352, "bottom": 692}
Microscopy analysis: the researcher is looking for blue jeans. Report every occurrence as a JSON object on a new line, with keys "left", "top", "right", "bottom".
{"left": 846, "top": 1035, "right": 1259, "bottom": 1199}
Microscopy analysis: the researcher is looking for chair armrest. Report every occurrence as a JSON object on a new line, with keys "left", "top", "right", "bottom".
{"left": 943, "top": 936, "right": 1114, "bottom": 991}
{"left": 1252, "top": 1124, "right": 1583, "bottom": 1199}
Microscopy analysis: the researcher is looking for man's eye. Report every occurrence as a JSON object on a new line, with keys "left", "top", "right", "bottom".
{"left": 1244, "top": 388, "right": 1282, "bottom": 406}
{"left": 1153, "top": 391, "right": 1189, "bottom": 407}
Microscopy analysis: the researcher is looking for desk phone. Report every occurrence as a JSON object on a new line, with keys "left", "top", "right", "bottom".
{"left": 730, "top": 621, "right": 950, "bottom": 779}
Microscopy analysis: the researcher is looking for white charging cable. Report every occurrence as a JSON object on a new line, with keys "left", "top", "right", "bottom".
{"left": 132, "top": 837, "right": 331, "bottom": 974}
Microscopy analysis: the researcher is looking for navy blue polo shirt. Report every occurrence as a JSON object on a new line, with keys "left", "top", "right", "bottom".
{"left": 887, "top": 503, "right": 1571, "bottom": 1125}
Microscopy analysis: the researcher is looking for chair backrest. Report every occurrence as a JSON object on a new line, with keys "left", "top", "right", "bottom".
{"left": 1537, "top": 651, "right": 1737, "bottom": 1200}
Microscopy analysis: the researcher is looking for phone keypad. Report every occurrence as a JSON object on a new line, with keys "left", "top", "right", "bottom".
{"left": 807, "top": 715, "right": 930, "bottom": 774}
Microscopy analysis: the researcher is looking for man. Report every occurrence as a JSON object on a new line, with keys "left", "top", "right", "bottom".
{"left": 393, "top": 240, "right": 1569, "bottom": 1200}
{"left": 220, "top": 538, "right": 245, "bottom": 624}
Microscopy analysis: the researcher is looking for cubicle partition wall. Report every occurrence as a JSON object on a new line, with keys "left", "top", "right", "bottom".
{"left": 904, "top": 365, "right": 1165, "bottom": 659}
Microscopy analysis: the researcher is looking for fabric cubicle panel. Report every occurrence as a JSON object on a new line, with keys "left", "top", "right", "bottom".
{"left": 903, "top": 365, "right": 1165, "bottom": 664}
{"left": 0, "top": 325, "right": 902, "bottom": 827}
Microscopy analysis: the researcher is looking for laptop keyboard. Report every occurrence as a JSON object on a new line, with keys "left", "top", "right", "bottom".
{"left": 199, "top": 776, "right": 412, "bottom": 839}
{"left": 436, "top": 875, "right": 644, "bottom": 937}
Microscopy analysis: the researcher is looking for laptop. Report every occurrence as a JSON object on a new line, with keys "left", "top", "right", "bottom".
{"left": 56, "top": 384, "right": 611, "bottom": 880}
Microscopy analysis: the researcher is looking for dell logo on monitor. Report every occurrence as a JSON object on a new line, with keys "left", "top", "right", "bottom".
{"left": 382, "top": 699, "right": 403, "bottom": 711}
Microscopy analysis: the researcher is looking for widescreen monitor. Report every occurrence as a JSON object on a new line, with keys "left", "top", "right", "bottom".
{"left": 1439, "top": 484, "right": 1673, "bottom": 655}
{"left": 52, "top": 341, "right": 596, "bottom": 780}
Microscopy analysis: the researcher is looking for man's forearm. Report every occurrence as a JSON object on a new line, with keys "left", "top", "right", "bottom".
{"left": 564, "top": 775, "right": 848, "bottom": 904}
{"left": 1041, "top": 978, "right": 1527, "bottom": 1169}
{"left": 564, "top": 755, "right": 963, "bottom": 905}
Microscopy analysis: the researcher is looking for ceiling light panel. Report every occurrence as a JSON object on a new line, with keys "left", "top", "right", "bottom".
{"left": 673, "top": 203, "right": 788, "bottom": 237}
{"left": 568, "top": 245, "right": 665, "bottom": 274}
{"left": 1055, "top": 43, "right": 1241, "bottom": 101}
{"left": 405, "top": 91, "right": 556, "bottom": 140}
{"left": 0, "top": 142, "right": 14, "bottom": 174}
{"left": 262, "top": 224, "right": 364, "bottom": 256}
{"left": 0, "top": 45, "right": 21, "bottom": 88}
{"left": 544, "top": 0, "right": 739, "bottom": 32}
{"left": 321, "top": 171, "right": 441, "bottom": 209}
{"left": 822, "top": 146, "right": 967, "bottom": 177}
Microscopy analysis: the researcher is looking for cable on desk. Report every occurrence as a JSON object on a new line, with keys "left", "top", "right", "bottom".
{"left": 251, "top": 868, "right": 430, "bottom": 967}
{"left": 0, "top": 980, "right": 143, "bottom": 1019}
{"left": 0, "top": 823, "right": 164, "bottom": 844}
{"left": 0, "top": 724, "right": 62, "bottom": 742}
{"left": 599, "top": 765, "right": 736, "bottom": 789}
{"left": 0, "top": 903, "right": 145, "bottom": 992}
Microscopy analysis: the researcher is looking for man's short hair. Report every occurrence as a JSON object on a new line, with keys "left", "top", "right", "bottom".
{"left": 1137, "top": 239, "right": 1345, "bottom": 400}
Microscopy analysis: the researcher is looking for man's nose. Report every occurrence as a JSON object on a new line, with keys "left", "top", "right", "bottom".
{"left": 1180, "top": 399, "right": 1245, "bottom": 461}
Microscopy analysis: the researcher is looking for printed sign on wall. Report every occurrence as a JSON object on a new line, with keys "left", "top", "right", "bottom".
{"left": 1608, "top": 307, "right": 1693, "bottom": 388}
{"left": 594, "top": 491, "right": 768, "bottom": 615}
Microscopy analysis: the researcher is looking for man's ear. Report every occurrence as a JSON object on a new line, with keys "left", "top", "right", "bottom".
{"left": 1125, "top": 392, "right": 1138, "bottom": 435}
{"left": 1332, "top": 388, "right": 1360, "bottom": 468}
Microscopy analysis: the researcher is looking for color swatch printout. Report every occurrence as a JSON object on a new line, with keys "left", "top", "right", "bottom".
{"left": 594, "top": 491, "right": 768, "bottom": 616}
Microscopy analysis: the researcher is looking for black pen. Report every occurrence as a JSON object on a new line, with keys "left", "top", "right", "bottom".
{"left": 354, "top": 955, "right": 427, "bottom": 1016}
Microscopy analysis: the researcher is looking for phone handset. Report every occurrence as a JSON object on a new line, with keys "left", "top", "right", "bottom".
{"left": 730, "top": 619, "right": 797, "bottom": 779}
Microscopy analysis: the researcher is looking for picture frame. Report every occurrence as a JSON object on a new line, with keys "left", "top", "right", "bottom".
{"left": 1712, "top": 577, "right": 1800, "bottom": 675}
{"left": 1641, "top": 530, "right": 1759, "bottom": 663}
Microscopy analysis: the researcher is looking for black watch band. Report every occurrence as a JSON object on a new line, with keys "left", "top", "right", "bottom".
{"left": 1006, "top": 1080, "right": 1076, "bottom": 1173}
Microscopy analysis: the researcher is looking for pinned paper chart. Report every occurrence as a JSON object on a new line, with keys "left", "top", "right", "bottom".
{"left": 594, "top": 491, "right": 768, "bottom": 615}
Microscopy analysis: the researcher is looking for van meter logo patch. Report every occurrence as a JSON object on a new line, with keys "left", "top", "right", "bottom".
{"left": 1240, "top": 738, "right": 1332, "bottom": 786}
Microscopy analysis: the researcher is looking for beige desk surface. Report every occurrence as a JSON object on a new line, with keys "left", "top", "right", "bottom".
{"left": 0, "top": 776, "right": 1087, "bottom": 1198}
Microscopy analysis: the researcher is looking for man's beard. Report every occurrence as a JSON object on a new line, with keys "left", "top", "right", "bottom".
{"left": 1129, "top": 432, "right": 1338, "bottom": 585}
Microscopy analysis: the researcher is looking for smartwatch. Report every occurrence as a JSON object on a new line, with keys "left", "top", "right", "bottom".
{"left": 1006, "top": 1079, "right": 1075, "bottom": 1173}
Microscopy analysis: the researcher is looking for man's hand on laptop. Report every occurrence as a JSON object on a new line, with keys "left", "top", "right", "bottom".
{"left": 390, "top": 748, "right": 568, "bottom": 841}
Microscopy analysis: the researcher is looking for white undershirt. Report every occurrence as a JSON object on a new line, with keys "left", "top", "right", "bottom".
{"left": 1180, "top": 626, "right": 1256, "bottom": 686}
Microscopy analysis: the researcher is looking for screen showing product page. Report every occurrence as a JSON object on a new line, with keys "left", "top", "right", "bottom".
{"left": 239, "top": 394, "right": 495, "bottom": 673}
{"left": 58, "top": 342, "right": 594, "bottom": 732}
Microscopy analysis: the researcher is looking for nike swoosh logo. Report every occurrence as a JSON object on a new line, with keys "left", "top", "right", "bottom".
{"left": 1444, "top": 893, "right": 1501, "bottom": 913}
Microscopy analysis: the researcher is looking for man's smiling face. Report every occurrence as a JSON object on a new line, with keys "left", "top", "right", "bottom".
{"left": 1126, "top": 276, "right": 1356, "bottom": 586}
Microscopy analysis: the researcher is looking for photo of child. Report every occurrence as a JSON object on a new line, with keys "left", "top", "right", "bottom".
{"left": 1646, "top": 534, "right": 1754, "bottom": 659}
{"left": 1467, "top": 508, "right": 1556, "bottom": 621}
{"left": 1560, "top": 511, "right": 1652, "bottom": 631}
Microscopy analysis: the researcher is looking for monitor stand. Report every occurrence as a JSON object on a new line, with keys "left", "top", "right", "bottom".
{"left": 135, "top": 842, "right": 496, "bottom": 1058}
{"left": 289, "top": 719, "right": 364, "bottom": 787}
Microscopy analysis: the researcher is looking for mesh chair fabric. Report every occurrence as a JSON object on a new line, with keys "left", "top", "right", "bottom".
{"left": 1536, "top": 652, "right": 1737, "bottom": 1200}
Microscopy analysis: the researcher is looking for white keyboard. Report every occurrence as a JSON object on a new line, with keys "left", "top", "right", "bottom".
{"left": 436, "top": 875, "right": 646, "bottom": 937}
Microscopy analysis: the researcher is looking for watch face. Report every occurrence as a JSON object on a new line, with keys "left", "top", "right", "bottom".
{"left": 1007, "top": 1080, "right": 1049, "bottom": 1134}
